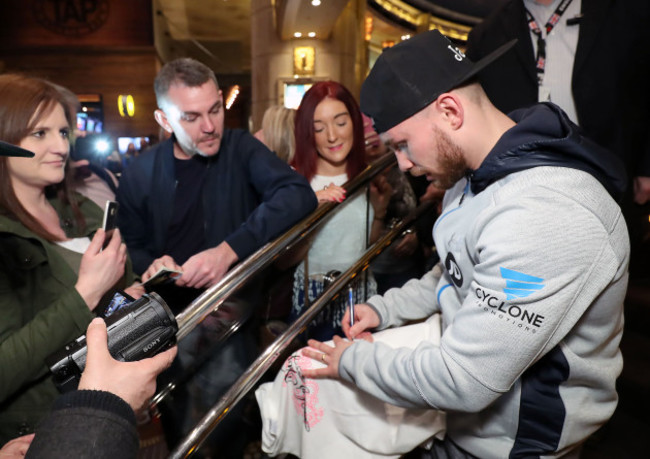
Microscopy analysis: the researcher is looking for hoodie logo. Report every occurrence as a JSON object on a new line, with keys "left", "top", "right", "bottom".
{"left": 500, "top": 267, "right": 545, "bottom": 300}
{"left": 445, "top": 252, "right": 463, "bottom": 287}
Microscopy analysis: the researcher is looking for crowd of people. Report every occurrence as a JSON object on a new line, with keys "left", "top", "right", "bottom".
{"left": 1, "top": 1, "right": 647, "bottom": 457}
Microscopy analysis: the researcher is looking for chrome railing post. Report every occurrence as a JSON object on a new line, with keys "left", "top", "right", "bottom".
{"left": 168, "top": 200, "right": 435, "bottom": 458}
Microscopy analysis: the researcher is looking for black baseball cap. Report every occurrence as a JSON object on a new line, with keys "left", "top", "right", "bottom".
{"left": 0, "top": 140, "right": 34, "bottom": 158}
{"left": 361, "top": 29, "right": 516, "bottom": 134}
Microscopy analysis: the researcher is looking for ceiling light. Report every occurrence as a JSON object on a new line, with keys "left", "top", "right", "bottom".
{"left": 311, "top": 0, "right": 321, "bottom": 6}
{"left": 308, "top": 32, "right": 316, "bottom": 38}
{"left": 225, "top": 85, "right": 240, "bottom": 110}
{"left": 294, "top": 32, "right": 302, "bottom": 38}
{"left": 365, "top": 16, "right": 373, "bottom": 41}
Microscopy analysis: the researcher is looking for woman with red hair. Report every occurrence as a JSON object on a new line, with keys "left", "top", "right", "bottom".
{"left": 288, "top": 81, "right": 389, "bottom": 341}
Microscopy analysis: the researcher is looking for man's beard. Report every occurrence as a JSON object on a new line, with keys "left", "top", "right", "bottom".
{"left": 429, "top": 125, "right": 468, "bottom": 190}
{"left": 179, "top": 133, "right": 220, "bottom": 157}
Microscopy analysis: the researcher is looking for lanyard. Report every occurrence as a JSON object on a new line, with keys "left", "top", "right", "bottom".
{"left": 524, "top": 0, "right": 574, "bottom": 85}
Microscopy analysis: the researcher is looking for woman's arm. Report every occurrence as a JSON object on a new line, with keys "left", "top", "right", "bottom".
{"left": 0, "top": 282, "right": 93, "bottom": 403}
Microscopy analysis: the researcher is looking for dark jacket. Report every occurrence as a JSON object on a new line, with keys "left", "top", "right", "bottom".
{"left": 26, "top": 390, "right": 138, "bottom": 459}
{"left": 466, "top": 0, "right": 650, "bottom": 176}
{"left": 116, "top": 129, "right": 317, "bottom": 275}
{"left": 0, "top": 195, "right": 134, "bottom": 444}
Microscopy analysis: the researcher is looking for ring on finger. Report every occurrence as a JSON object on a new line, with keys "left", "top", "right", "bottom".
{"left": 321, "top": 353, "right": 326, "bottom": 363}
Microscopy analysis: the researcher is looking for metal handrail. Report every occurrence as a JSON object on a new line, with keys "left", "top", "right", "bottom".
{"left": 174, "top": 151, "right": 395, "bottom": 340}
{"left": 168, "top": 200, "right": 435, "bottom": 458}
{"left": 150, "top": 152, "right": 396, "bottom": 407}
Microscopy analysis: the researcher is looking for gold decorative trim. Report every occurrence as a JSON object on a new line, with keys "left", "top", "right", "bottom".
{"left": 372, "top": 0, "right": 471, "bottom": 42}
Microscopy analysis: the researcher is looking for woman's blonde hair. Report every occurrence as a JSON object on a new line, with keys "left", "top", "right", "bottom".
{"left": 261, "top": 105, "right": 296, "bottom": 163}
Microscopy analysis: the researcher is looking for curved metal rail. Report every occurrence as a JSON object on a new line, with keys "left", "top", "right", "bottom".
{"left": 150, "top": 153, "right": 396, "bottom": 407}
{"left": 174, "top": 151, "right": 395, "bottom": 340}
{"left": 168, "top": 200, "right": 435, "bottom": 458}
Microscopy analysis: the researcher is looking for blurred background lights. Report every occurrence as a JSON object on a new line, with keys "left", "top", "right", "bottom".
{"left": 94, "top": 138, "right": 110, "bottom": 154}
{"left": 225, "top": 85, "right": 240, "bottom": 110}
{"left": 117, "top": 94, "right": 135, "bottom": 117}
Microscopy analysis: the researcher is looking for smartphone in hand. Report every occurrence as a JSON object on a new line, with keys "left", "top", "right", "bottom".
{"left": 101, "top": 201, "right": 119, "bottom": 250}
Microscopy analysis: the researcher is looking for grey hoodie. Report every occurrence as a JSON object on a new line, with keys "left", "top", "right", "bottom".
{"left": 339, "top": 103, "right": 630, "bottom": 458}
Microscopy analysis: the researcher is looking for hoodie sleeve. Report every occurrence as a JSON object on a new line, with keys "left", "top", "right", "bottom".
{"left": 339, "top": 174, "right": 628, "bottom": 412}
{"left": 366, "top": 265, "right": 443, "bottom": 330}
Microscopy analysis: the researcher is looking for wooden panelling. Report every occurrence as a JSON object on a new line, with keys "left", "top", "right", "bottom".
{"left": 0, "top": 0, "right": 153, "bottom": 49}
{"left": 0, "top": 0, "right": 161, "bottom": 139}
{"left": 1, "top": 47, "right": 160, "bottom": 139}
{"left": 0, "top": 0, "right": 249, "bottom": 138}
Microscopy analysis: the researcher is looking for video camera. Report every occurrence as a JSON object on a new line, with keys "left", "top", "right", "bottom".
{"left": 46, "top": 292, "right": 178, "bottom": 393}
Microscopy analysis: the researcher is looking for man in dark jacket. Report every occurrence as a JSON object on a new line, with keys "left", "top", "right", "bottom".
{"left": 117, "top": 58, "right": 316, "bottom": 290}
{"left": 465, "top": 0, "right": 650, "bottom": 200}
{"left": 116, "top": 58, "right": 317, "bottom": 455}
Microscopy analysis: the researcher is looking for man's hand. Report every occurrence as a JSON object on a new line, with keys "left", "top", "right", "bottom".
{"left": 142, "top": 255, "right": 182, "bottom": 282}
{"left": 341, "top": 303, "right": 380, "bottom": 341}
{"left": 124, "top": 282, "right": 145, "bottom": 300}
{"left": 0, "top": 434, "right": 34, "bottom": 458}
{"left": 369, "top": 174, "right": 392, "bottom": 218}
{"left": 392, "top": 232, "right": 419, "bottom": 258}
{"left": 178, "top": 242, "right": 238, "bottom": 289}
{"left": 78, "top": 318, "right": 177, "bottom": 413}
{"left": 419, "top": 182, "right": 446, "bottom": 203}
{"left": 301, "top": 336, "right": 355, "bottom": 379}
{"left": 633, "top": 176, "right": 650, "bottom": 205}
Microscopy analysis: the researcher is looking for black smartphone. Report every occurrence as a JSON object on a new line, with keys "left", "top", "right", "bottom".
{"left": 101, "top": 201, "right": 119, "bottom": 249}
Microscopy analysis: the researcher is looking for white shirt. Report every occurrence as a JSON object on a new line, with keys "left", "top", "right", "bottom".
{"left": 524, "top": 0, "right": 581, "bottom": 124}
{"left": 304, "top": 173, "right": 372, "bottom": 275}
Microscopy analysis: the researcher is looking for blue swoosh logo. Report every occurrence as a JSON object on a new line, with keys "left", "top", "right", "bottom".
{"left": 500, "top": 267, "right": 545, "bottom": 300}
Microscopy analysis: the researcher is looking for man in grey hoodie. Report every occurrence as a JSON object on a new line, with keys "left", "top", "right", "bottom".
{"left": 301, "top": 29, "right": 629, "bottom": 458}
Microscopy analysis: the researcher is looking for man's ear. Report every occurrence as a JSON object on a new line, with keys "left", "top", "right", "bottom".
{"left": 435, "top": 93, "right": 464, "bottom": 130}
{"left": 154, "top": 109, "right": 173, "bottom": 133}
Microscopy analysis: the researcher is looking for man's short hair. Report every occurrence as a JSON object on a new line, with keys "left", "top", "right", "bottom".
{"left": 154, "top": 58, "right": 219, "bottom": 108}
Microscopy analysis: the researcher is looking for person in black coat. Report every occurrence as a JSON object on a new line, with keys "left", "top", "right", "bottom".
{"left": 466, "top": 0, "right": 650, "bottom": 204}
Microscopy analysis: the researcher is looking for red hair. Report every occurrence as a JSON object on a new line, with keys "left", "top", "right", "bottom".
{"left": 290, "top": 81, "right": 367, "bottom": 182}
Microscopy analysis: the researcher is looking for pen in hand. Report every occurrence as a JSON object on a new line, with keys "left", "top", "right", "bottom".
{"left": 348, "top": 286, "right": 355, "bottom": 329}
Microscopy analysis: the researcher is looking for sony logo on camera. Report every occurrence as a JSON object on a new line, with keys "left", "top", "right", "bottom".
{"left": 143, "top": 336, "right": 163, "bottom": 354}
{"left": 46, "top": 292, "right": 178, "bottom": 393}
